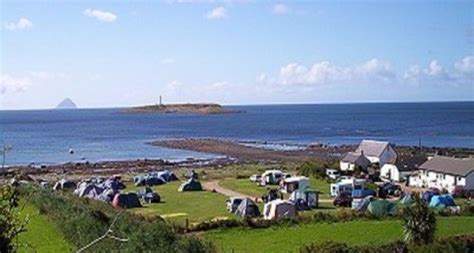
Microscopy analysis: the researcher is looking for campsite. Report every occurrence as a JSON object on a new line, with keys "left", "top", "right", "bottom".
{"left": 7, "top": 154, "right": 473, "bottom": 253}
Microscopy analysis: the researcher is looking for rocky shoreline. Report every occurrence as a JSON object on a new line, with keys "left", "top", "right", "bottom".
{"left": 126, "top": 103, "right": 240, "bottom": 114}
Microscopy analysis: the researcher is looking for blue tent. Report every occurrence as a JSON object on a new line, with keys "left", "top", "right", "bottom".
{"left": 352, "top": 189, "right": 376, "bottom": 199}
{"left": 429, "top": 195, "right": 456, "bottom": 208}
{"left": 400, "top": 193, "right": 414, "bottom": 205}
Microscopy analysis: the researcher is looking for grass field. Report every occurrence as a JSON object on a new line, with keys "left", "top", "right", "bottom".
{"left": 127, "top": 181, "right": 232, "bottom": 224}
{"left": 17, "top": 204, "right": 72, "bottom": 253}
{"left": 219, "top": 177, "right": 332, "bottom": 199}
{"left": 204, "top": 216, "right": 474, "bottom": 253}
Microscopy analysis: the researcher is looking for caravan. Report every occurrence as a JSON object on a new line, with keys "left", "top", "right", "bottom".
{"left": 280, "top": 176, "right": 310, "bottom": 194}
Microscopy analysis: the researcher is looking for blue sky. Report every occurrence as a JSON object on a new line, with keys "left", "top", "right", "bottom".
{"left": 1, "top": 0, "right": 473, "bottom": 109}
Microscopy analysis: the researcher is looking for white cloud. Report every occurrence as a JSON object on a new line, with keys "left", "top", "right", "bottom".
{"left": 84, "top": 9, "right": 117, "bottom": 22}
{"left": 4, "top": 18, "right": 33, "bottom": 31}
{"left": 273, "top": 3, "right": 289, "bottom": 15}
{"left": 210, "top": 81, "right": 230, "bottom": 88}
{"left": 258, "top": 59, "right": 395, "bottom": 87}
{"left": 454, "top": 56, "right": 474, "bottom": 74}
{"left": 0, "top": 74, "right": 31, "bottom": 95}
{"left": 205, "top": 6, "right": 228, "bottom": 19}
{"left": 29, "top": 71, "right": 66, "bottom": 80}
{"left": 160, "top": 58, "right": 176, "bottom": 65}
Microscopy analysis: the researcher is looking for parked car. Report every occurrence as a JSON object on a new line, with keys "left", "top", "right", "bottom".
{"left": 451, "top": 186, "right": 466, "bottom": 198}
{"left": 381, "top": 183, "right": 402, "bottom": 197}
{"left": 249, "top": 174, "right": 262, "bottom": 182}
{"left": 226, "top": 197, "right": 244, "bottom": 212}
{"left": 326, "top": 169, "right": 340, "bottom": 180}
{"left": 333, "top": 191, "right": 352, "bottom": 207}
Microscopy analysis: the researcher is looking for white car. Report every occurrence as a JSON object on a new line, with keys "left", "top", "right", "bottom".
{"left": 226, "top": 197, "right": 244, "bottom": 212}
{"left": 326, "top": 169, "right": 340, "bottom": 180}
{"left": 249, "top": 174, "right": 262, "bottom": 182}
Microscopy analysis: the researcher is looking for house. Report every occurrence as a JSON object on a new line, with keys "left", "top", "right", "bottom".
{"left": 339, "top": 152, "right": 371, "bottom": 171}
{"left": 340, "top": 140, "right": 397, "bottom": 171}
{"left": 354, "top": 140, "right": 397, "bottom": 166}
{"left": 280, "top": 176, "right": 310, "bottom": 194}
{"left": 380, "top": 155, "right": 427, "bottom": 182}
{"left": 408, "top": 156, "right": 474, "bottom": 191}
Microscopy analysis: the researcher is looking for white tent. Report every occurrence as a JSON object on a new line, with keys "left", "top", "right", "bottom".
{"left": 288, "top": 188, "right": 319, "bottom": 209}
{"left": 263, "top": 199, "right": 297, "bottom": 220}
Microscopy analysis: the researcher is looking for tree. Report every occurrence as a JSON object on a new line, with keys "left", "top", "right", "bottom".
{"left": 402, "top": 193, "right": 436, "bottom": 245}
{"left": 0, "top": 184, "right": 28, "bottom": 252}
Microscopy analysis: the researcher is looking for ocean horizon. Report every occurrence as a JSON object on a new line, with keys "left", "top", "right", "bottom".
{"left": 1, "top": 101, "right": 473, "bottom": 166}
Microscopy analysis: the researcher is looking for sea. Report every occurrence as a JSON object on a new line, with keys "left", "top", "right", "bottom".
{"left": 1, "top": 102, "right": 473, "bottom": 166}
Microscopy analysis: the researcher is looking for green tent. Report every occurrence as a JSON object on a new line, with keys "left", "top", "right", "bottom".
{"left": 178, "top": 178, "right": 203, "bottom": 192}
{"left": 367, "top": 199, "right": 398, "bottom": 217}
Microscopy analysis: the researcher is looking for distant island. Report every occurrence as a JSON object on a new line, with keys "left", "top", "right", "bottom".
{"left": 55, "top": 98, "right": 77, "bottom": 109}
{"left": 127, "top": 103, "right": 239, "bottom": 114}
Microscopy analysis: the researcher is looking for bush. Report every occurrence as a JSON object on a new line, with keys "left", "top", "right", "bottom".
{"left": 402, "top": 193, "right": 437, "bottom": 245}
{"left": 300, "top": 235, "right": 474, "bottom": 253}
{"left": 0, "top": 184, "right": 28, "bottom": 253}
{"left": 21, "top": 186, "right": 215, "bottom": 253}
{"left": 297, "top": 160, "right": 338, "bottom": 179}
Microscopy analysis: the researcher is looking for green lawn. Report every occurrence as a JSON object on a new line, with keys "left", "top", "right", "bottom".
{"left": 17, "top": 204, "right": 72, "bottom": 253}
{"left": 204, "top": 216, "right": 474, "bottom": 253}
{"left": 127, "top": 181, "right": 232, "bottom": 224}
{"left": 219, "top": 177, "right": 332, "bottom": 199}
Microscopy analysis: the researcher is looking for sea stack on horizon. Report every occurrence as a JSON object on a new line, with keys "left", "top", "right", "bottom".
{"left": 55, "top": 98, "right": 77, "bottom": 109}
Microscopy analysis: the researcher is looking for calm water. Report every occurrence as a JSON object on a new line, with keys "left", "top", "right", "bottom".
{"left": 1, "top": 102, "right": 473, "bottom": 166}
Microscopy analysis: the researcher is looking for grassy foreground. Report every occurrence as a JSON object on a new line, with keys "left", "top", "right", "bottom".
{"left": 17, "top": 204, "right": 72, "bottom": 253}
{"left": 203, "top": 216, "right": 474, "bottom": 253}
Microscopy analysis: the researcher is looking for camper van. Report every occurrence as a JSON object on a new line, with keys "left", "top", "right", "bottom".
{"left": 330, "top": 177, "right": 366, "bottom": 197}
{"left": 259, "top": 170, "right": 286, "bottom": 186}
{"left": 280, "top": 176, "right": 310, "bottom": 194}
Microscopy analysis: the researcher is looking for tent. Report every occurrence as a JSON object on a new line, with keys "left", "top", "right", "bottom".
{"left": 135, "top": 175, "right": 166, "bottom": 187}
{"left": 263, "top": 199, "right": 297, "bottom": 220}
{"left": 352, "top": 196, "right": 373, "bottom": 212}
{"left": 288, "top": 188, "right": 319, "bottom": 210}
{"left": 97, "top": 188, "right": 117, "bottom": 202}
{"left": 76, "top": 184, "right": 104, "bottom": 199}
{"left": 423, "top": 190, "right": 439, "bottom": 202}
{"left": 53, "top": 179, "right": 77, "bottom": 191}
{"left": 178, "top": 179, "right": 203, "bottom": 192}
{"left": 429, "top": 195, "right": 456, "bottom": 208}
{"left": 112, "top": 193, "right": 142, "bottom": 209}
{"left": 234, "top": 198, "right": 260, "bottom": 218}
{"left": 367, "top": 199, "right": 398, "bottom": 217}
{"left": 143, "top": 192, "right": 161, "bottom": 204}
{"left": 101, "top": 178, "right": 126, "bottom": 191}
{"left": 400, "top": 193, "right": 414, "bottom": 205}
{"left": 155, "top": 170, "right": 178, "bottom": 182}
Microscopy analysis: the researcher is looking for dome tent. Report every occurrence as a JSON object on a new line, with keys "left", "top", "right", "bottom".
{"left": 263, "top": 199, "right": 297, "bottom": 220}
{"left": 234, "top": 198, "right": 260, "bottom": 218}
{"left": 178, "top": 178, "right": 203, "bottom": 192}
{"left": 112, "top": 193, "right": 142, "bottom": 209}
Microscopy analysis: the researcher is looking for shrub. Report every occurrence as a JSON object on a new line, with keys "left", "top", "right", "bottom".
{"left": 402, "top": 193, "right": 436, "bottom": 245}
{"left": 300, "top": 235, "right": 474, "bottom": 253}
{"left": 0, "top": 184, "right": 28, "bottom": 253}
{"left": 297, "top": 160, "right": 338, "bottom": 179}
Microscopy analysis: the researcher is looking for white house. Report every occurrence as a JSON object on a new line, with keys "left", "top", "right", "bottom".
{"left": 340, "top": 140, "right": 397, "bottom": 171}
{"left": 339, "top": 152, "right": 371, "bottom": 171}
{"left": 380, "top": 155, "right": 427, "bottom": 182}
{"left": 409, "top": 156, "right": 474, "bottom": 191}
{"left": 354, "top": 140, "right": 397, "bottom": 166}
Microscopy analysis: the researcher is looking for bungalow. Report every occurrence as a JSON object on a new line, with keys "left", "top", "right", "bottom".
{"left": 340, "top": 140, "right": 397, "bottom": 171}
{"left": 354, "top": 140, "right": 397, "bottom": 166}
{"left": 380, "top": 155, "right": 427, "bottom": 182}
{"left": 339, "top": 152, "right": 371, "bottom": 171}
{"left": 408, "top": 156, "right": 474, "bottom": 191}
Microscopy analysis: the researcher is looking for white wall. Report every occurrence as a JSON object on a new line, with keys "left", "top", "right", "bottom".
{"left": 340, "top": 161, "right": 354, "bottom": 171}
{"left": 380, "top": 164, "right": 400, "bottom": 181}
{"left": 409, "top": 169, "right": 467, "bottom": 191}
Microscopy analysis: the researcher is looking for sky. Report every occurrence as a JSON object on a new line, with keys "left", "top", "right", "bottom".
{"left": 1, "top": 0, "right": 473, "bottom": 110}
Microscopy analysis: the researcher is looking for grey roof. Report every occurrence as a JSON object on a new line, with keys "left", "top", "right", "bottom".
{"left": 341, "top": 152, "right": 367, "bottom": 163}
{"left": 355, "top": 140, "right": 391, "bottom": 157}
{"left": 419, "top": 156, "right": 474, "bottom": 176}
{"left": 394, "top": 155, "right": 427, "bottom": 172}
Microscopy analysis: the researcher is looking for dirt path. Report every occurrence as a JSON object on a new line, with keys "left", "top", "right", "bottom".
{"left": 203, "top": 180, "right": 254, "bottom": 198}
{"left": 203, "top": 180, "right": 333, "bottom": 204}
